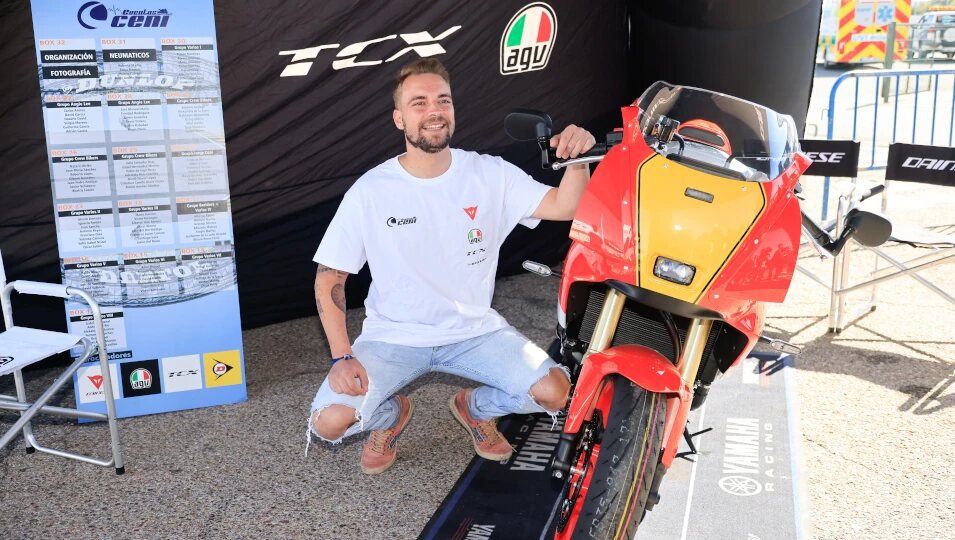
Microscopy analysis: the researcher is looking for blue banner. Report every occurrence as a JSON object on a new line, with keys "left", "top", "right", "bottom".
{"left": 29, "top": 0, "right": 246, "bottom": 419}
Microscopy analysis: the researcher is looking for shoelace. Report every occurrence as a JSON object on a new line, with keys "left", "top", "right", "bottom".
{"left": 367, "top": 427, "right": 393, "bottom": 454}
{"left": 472, "top": 418, "right": 502, "bottom": 444}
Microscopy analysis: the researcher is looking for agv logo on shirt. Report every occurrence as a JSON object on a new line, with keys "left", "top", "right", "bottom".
{"left": 468, "top": 229, "right": 483, "bottom": 244}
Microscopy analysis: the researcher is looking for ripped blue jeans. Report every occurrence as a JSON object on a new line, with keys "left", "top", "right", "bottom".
{"left": 308, "top": 326, "right": 568, "bottom": 446}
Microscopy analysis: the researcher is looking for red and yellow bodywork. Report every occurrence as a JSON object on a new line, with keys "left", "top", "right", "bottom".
{"left": 558, "top": 103, "right": 810, "bottom": 467}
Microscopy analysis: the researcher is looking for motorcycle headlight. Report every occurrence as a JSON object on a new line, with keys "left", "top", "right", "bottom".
{"left": 653, "top": 256, "right": 696, "bottom": 285}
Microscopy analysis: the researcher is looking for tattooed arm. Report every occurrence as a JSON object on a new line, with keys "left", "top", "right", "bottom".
{"left": 315, "top": 263, "right": 368, "bottom": 395}
{"left": 314, "top": 264, "right": 352, "bottom": 359}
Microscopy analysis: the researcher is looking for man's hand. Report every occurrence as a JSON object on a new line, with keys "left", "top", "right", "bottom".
{"left": 328, "top": 358, "right": 369, "bottom": 396}
{"left": 550, "top": 124, "right": 597, "bottom": 160}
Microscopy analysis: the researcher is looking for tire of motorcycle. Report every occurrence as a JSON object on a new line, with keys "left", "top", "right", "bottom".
{"left": 563, "top": 376, "right": 667, "bottom": 540}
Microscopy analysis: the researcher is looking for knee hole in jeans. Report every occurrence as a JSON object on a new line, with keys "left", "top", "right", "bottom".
{"left": 529, "top": 367, "right": 571, "bottom": 412}
{"left": 311, "top": 404, "right": 358, "bottom": 441}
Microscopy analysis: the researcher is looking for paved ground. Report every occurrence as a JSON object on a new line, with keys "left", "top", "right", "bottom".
{"left": 777, "top": 175, "right": 955, "bottom": 540}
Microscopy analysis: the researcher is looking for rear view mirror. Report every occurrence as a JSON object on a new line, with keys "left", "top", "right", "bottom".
{"left": 505, "top": 109, "right": 553, "bottom": 141}
{"left": 846, "top": 208, "right": 892, "bottom": 247}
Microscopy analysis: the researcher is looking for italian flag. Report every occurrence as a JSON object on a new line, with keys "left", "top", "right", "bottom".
{"left": 505, "top": 6, "right": 554, "bottom": 48}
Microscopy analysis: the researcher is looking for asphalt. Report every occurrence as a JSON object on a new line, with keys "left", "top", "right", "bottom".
{"left": 1, "top": 172, "right": 953, "bottom": 540}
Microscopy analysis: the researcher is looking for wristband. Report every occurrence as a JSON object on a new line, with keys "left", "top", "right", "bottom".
{"left": 331, "top": 354, "right": 355, "bottom": 364}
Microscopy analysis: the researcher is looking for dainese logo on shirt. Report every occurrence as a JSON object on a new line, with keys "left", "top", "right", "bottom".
{"left": 386, "top": 216, "right": 417, "bottom": 227}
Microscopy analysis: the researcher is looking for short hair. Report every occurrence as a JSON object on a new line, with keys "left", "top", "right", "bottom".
{"left": 393, "top": 58, "right": 451, "bottom": 107}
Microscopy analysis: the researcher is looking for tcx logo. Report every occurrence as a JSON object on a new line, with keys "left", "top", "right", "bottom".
{"left": 902, "top": 156, "right": 955, "bottom": 171}
{"left": 387, "top": 216, "right": 417, "bottom": 227}
{"left": 805, "top": 151, "right": 846, "bottom": 163}
{"left": 279, "top": 25, "right": 461, "bottom": 77}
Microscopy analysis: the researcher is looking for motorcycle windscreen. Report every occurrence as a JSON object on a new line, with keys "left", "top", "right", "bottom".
{"left": 637, "top": 81, "right": 801, "bottom": 182}
{"left": 635, "top": 152, "right": 766, "bottom": 304}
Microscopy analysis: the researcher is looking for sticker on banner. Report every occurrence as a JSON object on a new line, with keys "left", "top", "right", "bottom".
{"left": 120, "top": 359, "right": 162, "bottom": 398}
{"left": 77, "top": 363, "right": 122, "bottom": 403}
{"left": 203, "top": 350, "right": 242, "bottom": 387}
{"left": 162, "top": 354, "right": 202, "bottom": 393}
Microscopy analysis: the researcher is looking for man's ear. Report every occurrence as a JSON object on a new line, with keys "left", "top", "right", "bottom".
{"left": 393, "top": 109, "right": 404, "bottom": 130}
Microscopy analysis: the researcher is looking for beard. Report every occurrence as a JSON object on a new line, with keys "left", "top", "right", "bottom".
{"left": 405, "top": 118, "right": 453, "bottom": 153}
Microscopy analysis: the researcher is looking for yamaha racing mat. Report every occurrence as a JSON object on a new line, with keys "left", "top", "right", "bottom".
{"left": 417, "top": 353, "right": 809, "bottom": 540}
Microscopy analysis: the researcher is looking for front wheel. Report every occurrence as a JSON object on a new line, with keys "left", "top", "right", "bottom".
{"left": 555, "top": 375, "right": 668, "bottom": 540}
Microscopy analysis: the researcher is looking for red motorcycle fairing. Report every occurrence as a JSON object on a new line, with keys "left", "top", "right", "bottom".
{"left": 695, "top": 156, "right": 809, "bottom": 370}
{"left": 563, "top": 345, "right": 690, "bottom": 466}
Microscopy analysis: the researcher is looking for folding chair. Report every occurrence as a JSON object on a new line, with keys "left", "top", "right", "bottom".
{"left": 795, "top": 140, "right": 864, "bottom": 291}
{"left": 0, "top": 249, "right": 124, "bottom": 474}
{"left": 796, "top": 139, "right": 894, "bottom": 331}
{"left": 828, "top": 143, "right": 955, "bottom": 332}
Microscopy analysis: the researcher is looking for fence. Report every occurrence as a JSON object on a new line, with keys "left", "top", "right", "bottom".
{"left": 822, "top": 66, "right": 955, "bottom": 218}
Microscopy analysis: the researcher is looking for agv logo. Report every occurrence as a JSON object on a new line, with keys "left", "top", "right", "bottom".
{"left": 500, "top": 3, "right": 557, "bottom": 75}
{"left": 129, "top": 368, "right": 152, "bottom": 389}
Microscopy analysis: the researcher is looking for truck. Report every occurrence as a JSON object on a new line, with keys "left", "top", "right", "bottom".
{"left": 819, "top": 0, "right": 912, "bottom": 66}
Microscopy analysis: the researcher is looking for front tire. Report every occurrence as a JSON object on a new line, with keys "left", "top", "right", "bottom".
{"left": 556, "top": 376, "right": 667, "bottom": 540}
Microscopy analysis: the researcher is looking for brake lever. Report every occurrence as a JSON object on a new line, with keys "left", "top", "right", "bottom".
{"left": 546, "top": 143, "right": 610, "bottom": 170}
{"left": 551, "top": 155, "right": 605, "bottom": 170}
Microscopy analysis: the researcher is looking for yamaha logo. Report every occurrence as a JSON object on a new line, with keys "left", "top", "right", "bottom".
{"left": 718, "top": 475, "right": 763, "bottom": 496}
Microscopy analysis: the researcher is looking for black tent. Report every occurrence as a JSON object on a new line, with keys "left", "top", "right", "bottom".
{"left": 0, "top": 0, "right": 821, "bottom": 330}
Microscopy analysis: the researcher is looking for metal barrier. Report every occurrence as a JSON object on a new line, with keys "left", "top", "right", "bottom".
{"left": 822, "top": 67, "right": 955, "bottom": 219}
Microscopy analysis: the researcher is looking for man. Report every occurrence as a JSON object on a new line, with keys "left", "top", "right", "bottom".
{"left": 308, "top": 58, "right": 596, "bottom": 474}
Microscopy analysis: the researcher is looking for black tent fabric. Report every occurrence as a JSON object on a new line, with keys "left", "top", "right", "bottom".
{"left": 0, "top": 0, "right": 821, "bottom": 330}
{"left": 629, "top": 0, "right": 822, "bottom": 134}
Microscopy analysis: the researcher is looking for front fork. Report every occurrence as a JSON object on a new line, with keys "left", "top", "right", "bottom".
{"left": 552, "top": 286, "right": 713, "bottom": 477}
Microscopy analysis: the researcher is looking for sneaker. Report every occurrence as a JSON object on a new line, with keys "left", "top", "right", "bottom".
{"left": 449, "top": 388, "right": 514, "bottom": 461}
{"left": 360, "top": 395, "right": 414, "bottom": 475}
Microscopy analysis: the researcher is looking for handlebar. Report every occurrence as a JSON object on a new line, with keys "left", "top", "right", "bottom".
{"left": 856, "top": 183, "right": 885, "bottom": 202}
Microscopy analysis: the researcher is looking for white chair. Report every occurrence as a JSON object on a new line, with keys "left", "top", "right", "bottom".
{"left": 0, "top": 248, "right": 124, "bottom": 474}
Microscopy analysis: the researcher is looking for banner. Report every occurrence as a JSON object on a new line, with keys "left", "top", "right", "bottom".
{"left": 419, "top": 414, "right": 566, "bottom": 539}
{"left": 886, "top": 142, "right": 955, "bottom": 186}
{"left": 799, "top": 139, "right": 861, "bottom": 178}
{"left": 420, "top": 353, "right": 806, "bottom": 539}
{"left": 29, "top": 0, "right": 246, "bottom": 419}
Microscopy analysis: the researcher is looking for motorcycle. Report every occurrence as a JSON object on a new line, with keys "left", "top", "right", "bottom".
{"left": 505, "top": 82, "right": 892, "bottom": 539}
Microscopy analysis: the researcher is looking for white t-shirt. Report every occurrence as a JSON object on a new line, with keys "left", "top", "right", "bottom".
{"left": 313, "top": 148, "right": 552, "bottom": 347}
